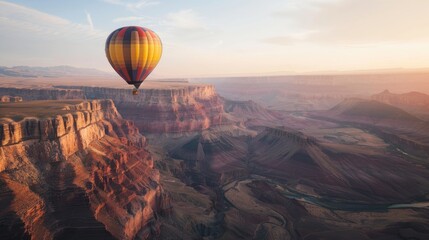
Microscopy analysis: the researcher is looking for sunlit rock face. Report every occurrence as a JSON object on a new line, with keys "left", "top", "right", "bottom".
{"left": 61, "top": 84, "right": 224, "bottom": 133}
{"left": 0, "top": 100, "right": 170, "bottom": 240}
{"left": 0, "top": 83, "right": 225, "bottom": 134}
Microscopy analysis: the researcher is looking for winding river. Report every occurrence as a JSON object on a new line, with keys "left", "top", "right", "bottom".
{"left": 250, "top": 175, "right": 429, "bottom": 212}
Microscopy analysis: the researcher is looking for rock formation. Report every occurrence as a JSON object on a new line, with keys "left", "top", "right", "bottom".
{"left": 316, "top": 98, "right": 429, "bottom": 156}
{"left": 372, "top": 90, "right": 429, "bottom": 119}
{"left": 1, "top": 82, "right": 429, "bottom": 239}
{"left": 372, "top": 90, "right": 429, "bottom": 109}
{"left": 1, "top": 84, "right": 225, "bottom": 133}
{"left": 59, "top": 84, "right": 224, "bottom": 133}
{"left": 0, "top": 100, "right": 170, "bottom": 240}
{"left": 164, "top": 123, "right": 429, "bottom": 239}
{"left": 328, "top": 98, "right": 420, "bottom": 122}
{"left": 222, "top": 98, "right": 282, "bottom": 127}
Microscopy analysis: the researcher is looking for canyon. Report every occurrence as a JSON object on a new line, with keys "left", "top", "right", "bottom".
{"left": 0, "top": 99, "right": 169, "bottom": 239}
{"left": 1, "top": 79, "right": 429, "bottom": 239}
{"left": 69, "top": 84, "right": 224, "bottom": 133}
{"left": 160, "top": 97, "right": 429, "bottom": 239}
{"left": 0, "top": 83, "right": 224, "bottom": 133}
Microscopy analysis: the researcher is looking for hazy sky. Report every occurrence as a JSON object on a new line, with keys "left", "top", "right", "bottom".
{"left": 2, "top": 0, "right": 429, "bottom": 77}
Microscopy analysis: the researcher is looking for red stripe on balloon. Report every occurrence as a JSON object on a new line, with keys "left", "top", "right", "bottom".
{"left": 135, "top": 27, "right": 146, "bottom": 81}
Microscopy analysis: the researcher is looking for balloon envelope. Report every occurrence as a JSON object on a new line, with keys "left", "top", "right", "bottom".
{"left": 105, "top": 26, "right": 162, "bottom": 89}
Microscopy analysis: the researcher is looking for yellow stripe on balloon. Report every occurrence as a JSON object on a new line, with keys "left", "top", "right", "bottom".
{"left": 151, "top": 35, "right": 162, "bottom": 68}
{"left": 108, "top": 31, "right": 118, "bottom": 67}
{"left": 139, "top": 33, "right": 148, "bottom": 72}
{"left": 115, "top": 41, "right": 125, "bottom": 67}
{"left": 145, "top": 30, "right": 155, "bottom": 72}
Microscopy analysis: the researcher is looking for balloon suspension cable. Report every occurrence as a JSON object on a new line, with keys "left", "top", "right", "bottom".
{"left": 132, "top": 87, "right": 139, "bottom": 95}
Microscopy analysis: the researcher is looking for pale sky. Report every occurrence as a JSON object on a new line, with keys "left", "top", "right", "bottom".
{"left": 2, "top": 0, "right": 429, "bottom": 77}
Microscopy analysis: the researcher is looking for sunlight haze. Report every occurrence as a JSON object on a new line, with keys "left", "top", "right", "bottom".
{"left": 1, "top": 0, "right": 429, "bottom": 77}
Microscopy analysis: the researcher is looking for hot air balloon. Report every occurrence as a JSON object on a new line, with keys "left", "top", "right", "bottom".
{"left": 105, "top": 26, "right": 162, "bottom": 95}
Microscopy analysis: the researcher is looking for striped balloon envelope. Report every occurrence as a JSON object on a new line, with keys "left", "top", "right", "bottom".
{"left": 105, "top": 26, "right": 162, "bottom": 94}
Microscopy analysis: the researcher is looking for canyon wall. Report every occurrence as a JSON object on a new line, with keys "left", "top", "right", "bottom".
{"left": 1, "top": 84, "right": 225, "bottom": 133}
{"left": 62, "top": 85, "right": 224, "bottom": 133}
{"left": 0, "top": 100, "right": 170, "bottom": 240}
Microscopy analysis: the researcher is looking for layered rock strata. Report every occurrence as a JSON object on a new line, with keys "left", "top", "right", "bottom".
{"left": 1, "top": 84, "right": 225, "bottom": 133}
{"left": 62, "top": 85, "right": 224, "bottom": 133}
{"left": 0, "top": 100, "right": 169, "bottom": 239}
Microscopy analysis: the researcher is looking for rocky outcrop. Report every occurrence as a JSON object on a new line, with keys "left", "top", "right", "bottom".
{"left": 61, "top": 85, "right": 224, "bottom": 133}
{"left": 0, "top": 100, "right": 117, "bottom": 148}
{"left": 0, "top": 95, "right": 22, "bottom": 102}
{"left": 0, "top": 87, "right": 84, "bottom": 100}
{"left": 222, "top": 98, "right": 282, "bottom": 126}
{"left": 263, "top": 127, "right": 317, "bottom": 146}
{"left": 0, "top": 100, "right": 170, "bottom": 240}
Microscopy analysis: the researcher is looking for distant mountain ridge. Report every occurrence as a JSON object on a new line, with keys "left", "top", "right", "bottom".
{"left": 0, "top": 65, "right": 112, "bottom": 78}
{"left": 372, "top": 90, "right": 429, "bottom": 111}
{"left": 329, "top": 98, "right": 420, "bottom": 122}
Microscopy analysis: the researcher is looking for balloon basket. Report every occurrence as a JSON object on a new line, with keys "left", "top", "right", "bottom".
{"left": 132, "top": 89, "right": 139, "bottom": 95}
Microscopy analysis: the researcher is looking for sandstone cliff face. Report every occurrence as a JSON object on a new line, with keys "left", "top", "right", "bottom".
{"left": 1, "top": 84, "right": 224, "bottom": 133}
{"left": 0, "top": 87, "right": 84, "bottom": 100}
{"left": 0, "top": 100, "right": 169, "bottom": 240}
{"left": 0, "top": 95, "right": 22, "bottom": 102}
{"left": 61, "top": 85, "right": 224, "bottom": 133}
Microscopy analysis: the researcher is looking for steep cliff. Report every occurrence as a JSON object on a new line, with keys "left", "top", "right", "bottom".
{"left": 56, "top": 84, "right": 224, "bottom": 133}
{"left": 0, "top": 100, "right": 169, "bottom": 240}
{"left": 1, "top": 83, "right": 224, "bottom": 134}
